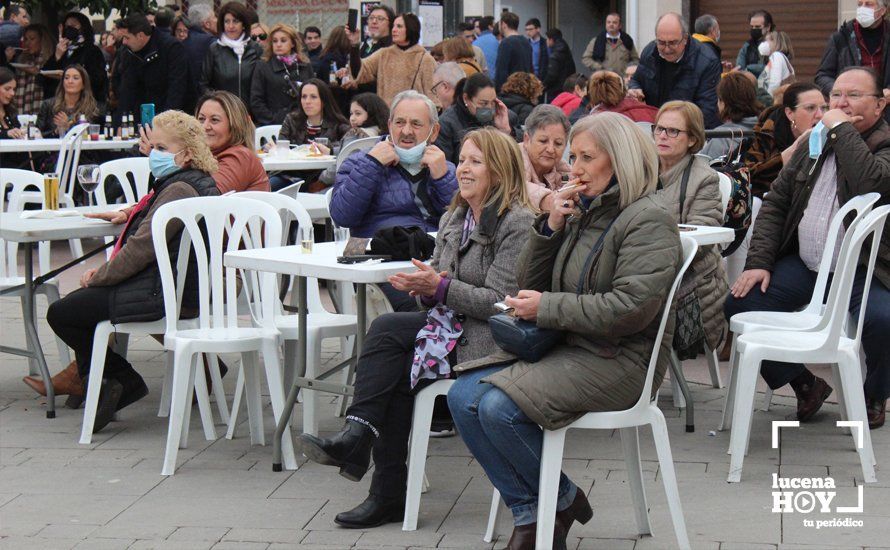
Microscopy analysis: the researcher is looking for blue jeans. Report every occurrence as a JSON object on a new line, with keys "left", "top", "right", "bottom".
{"left": 724, "top": 255, "right": 890, "bottom": 400}
{"left": 447, "top": 365, "right": 578, "bottom": 526}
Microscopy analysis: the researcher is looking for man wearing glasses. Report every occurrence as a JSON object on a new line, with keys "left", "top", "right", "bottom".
{"left": 726, "top": 67, "right": 890, "bottom": 430}
{"left": 628, "top": 12, "right": 721, "bottom": 128}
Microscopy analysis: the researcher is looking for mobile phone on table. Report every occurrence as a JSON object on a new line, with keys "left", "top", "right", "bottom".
{"left": 140, "top": 103, "right": 155, "bottom": 127}
{"left": 347, "top": 9, "right": 359, "bottom": 32}
{"left": 337, "top": 254, "right": 391, "bottom": 264}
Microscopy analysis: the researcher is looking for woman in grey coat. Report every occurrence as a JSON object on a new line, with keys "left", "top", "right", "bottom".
{"left": 297, "top": 128, "right": 535, "bottom": 530}
{"left": 448, "top": 113, "right": 682, "bottom": 550}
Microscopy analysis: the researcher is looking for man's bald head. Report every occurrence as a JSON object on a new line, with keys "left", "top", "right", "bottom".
{"left": 655, "top": 12, "right": 688, "bottom": 62}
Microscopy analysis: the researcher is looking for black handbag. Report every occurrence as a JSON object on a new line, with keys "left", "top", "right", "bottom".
{"left": 370, "top": 226, "right": 436, "bottom": 261}
{"left": 488, "top": 217, "right": 617, "bottom": 363}
{"left": 672, "top": 158, "right": 706, "bottom": 359}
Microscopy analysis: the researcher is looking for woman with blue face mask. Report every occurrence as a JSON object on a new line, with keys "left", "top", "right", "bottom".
{"left": 28, "top": 110, "right": 220, "bottom": 430}
{"left": 435, "top": 72, "right": 519, "bottom": 164}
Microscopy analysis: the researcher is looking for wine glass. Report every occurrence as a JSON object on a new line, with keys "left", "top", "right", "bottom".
{"left": 76, "top": 164, "right": 100, "bottom": 207}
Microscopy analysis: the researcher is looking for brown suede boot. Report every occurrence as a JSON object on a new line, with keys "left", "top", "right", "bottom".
{"left": 23, "top": 361, "right": 83, "bottom": 398}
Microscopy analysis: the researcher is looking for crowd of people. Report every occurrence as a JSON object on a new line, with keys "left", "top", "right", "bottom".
{"left": 4, "top": 3, "right": 890, "bottom": 549}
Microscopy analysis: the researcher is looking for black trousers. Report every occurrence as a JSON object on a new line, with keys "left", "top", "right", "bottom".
{"left": 46, "top": 286, "right": 135, "bottom": 382}
{"left": 346, "top": 311, "right": 428, "bottom": 502}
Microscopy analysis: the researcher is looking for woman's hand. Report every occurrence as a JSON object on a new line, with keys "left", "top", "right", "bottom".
{"left": 335, "top": 67, "right": 349, "bottom": 79}
{"left": 493, "top": 98, "right": 511, "bottom": 134}
{"left": 7, "top": 128, "right": 26, "bottom": 139}
{"left": 505, "top": 290, "right": 542, "bottom": 321}
{"left": 388, "top": 259, "right": 446, "bottom": 297}
{"left": 85, "top": 209, "right": 129, "bottom": 224}
{"left": 53, "top": 111, "right": 70, "bottom": 133}
{"left": 138, "top": 124, "right": 153, "bottom": 156}
{"left": 55, "top": 37, "right": 70, "bottom": 60}
{"left": 80, "top": 268, "right": 98, "bottom": 288}
{"left": 309, "top": 140, "right": 331, "bottom": 155}
{"left": 341, "top": 78, "right": 358, "bottom": 90}
{"left": 545, "top": 180, "right": 585, "bottom": 232}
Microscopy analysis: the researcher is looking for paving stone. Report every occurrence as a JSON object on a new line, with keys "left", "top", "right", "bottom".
{"left": 90, "top": 524, "right": 177, "bottom": 540}
{"left": 0, "top": 465, "right": 162, "bottom": 496}
{"left": 222, "top": 527, "right": 306, "bottom": 544}
{"left": 301, "top": 530, "right": 362, "bottom": 546}
{"left": 149, "top": 468, "right": 293, "bottom": 500}
{"left": 437, "top": 532, "right": 496, "bottom": 549}
{"left": 168, "top": 527, "right": 230, "bottom": 542}
{"left": 0, "top": 536, "right": 77, "bottom": 549}
{"left": 355, "top": 528, "right": 443, "bottom": 547}
{"left": 71, "top": 538, "right": 134, "bottom": 550}
{"left": 210, "top": 542, "right": 269, "bottom": 550}
{"left": 128, "top": 541, "right": 214, "bottom": 550}
{"left": 36, "top": 523, "right": 100, "bottom": 539}
{"left": 0, "top": 494, "right": 140, "bottom": 526}
{"left": 576, "top": 537, "right": 636, "bottom": 549}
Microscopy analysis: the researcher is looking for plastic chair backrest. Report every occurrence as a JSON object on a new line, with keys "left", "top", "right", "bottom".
{"left": 632, "top": 235, "right": 697, "bottom": 413}
{"left": 803, "top": 192, "right": 880, "bottom": 316}
{"left": 97, "top": 157, "right": 151, "bottom": 205}
{"left": 275, "top": 179, "right": 304, "bottom": 200}
{"left": 238, "top": 191, "right": 329, "bottom": 313}
{"left": 716, "top": 172, "right": 732, "bottom": 217}
{"left": 335, "top": 136, "right": 379, "bottom": 171}
{"left": 255, "top": 125, "right": 282, "bottom": 150}
{"left": 636, "top": 121, "right": 653, "bottom": 136}
{"left": 820, "top": 204, "right": 890, "bottom": 346}
{"left": 56, "top": 123, "right": 89, "bottom": 199}
{"left": 0, "top": 169, "right": 48, "bottom": 278}
{"left": 151, "top": 196, "right": 283, "bottom": 338}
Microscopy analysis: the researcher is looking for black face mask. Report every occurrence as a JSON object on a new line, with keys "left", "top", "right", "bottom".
{"left": 750, "top": 28, "right": 763, "bottom": 42}
{"left": 63, "top": 26, "right": 81, "bottom": 41}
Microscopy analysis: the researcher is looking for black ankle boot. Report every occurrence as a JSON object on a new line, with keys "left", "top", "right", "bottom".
{"left": 92, "top": 378, "right": 124, "bottom": 434}
{"left": 297, "top": 418, "right": 375, "bottom": 481}
{"left": 334, "top": 496, "right": 405, "bottom": 528}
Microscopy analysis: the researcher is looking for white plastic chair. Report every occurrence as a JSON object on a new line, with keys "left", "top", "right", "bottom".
{"left": 479, "top": 237, "right": 699, "bottom": 550}
{"left": 720, "top": 193, "right": 880, "bottom": 431}
{"left": 726, "top": 205, "right": 889, "bottom": 484}
{"left": 152, "top": 196, "right": 298, "bottom": 475}
{"left": 334, "top": 135, "right": 379, "bottom": 171}
{"left": 224, "top": 192, "right": 359, "bottom": 438}
{"left": 255, "top": 124, "right": 282, "bottom": 150}
{"left": 716, "top": 172, "right": 732, "bottom": 218}
{"left": 96, "top": 158, "right": 152, "bottom": 259}
{"left": 0, "top": 169, "right": 70, "bottom": 374}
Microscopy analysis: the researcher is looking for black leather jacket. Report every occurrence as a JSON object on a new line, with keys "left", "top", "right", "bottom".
{"left": 113, "top": 27, "right": 187, "bottom": 124}
{"left": 199, "top": 40, "right": 263, "bottom": 107}
{"left": 250, "top": 57, "right": 316, "bottom": 126}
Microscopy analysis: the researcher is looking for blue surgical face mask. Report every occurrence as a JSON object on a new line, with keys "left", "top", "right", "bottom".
{"left": 149, "top": 149, "right": 183, "bottom": 178}
{"left": 392, "top": 129, "right": 433, "bottom": 166}
{"left": 808, "top": 121, "right": 828, "bottom": 159}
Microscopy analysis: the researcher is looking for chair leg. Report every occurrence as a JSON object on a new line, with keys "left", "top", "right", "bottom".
{"left": 206, "top": 354, "right": 230, "bottom": 425}
{"left": 193, "top": 355, "right": 217, "bottom": 441}
{"left": 650, "top": 409, "right": 691, "bottom": 550}
{"left": 669, "top": 351, "right": 686, "bottom": 409}
{"left": 761, "top": 388, "right": 774, "bottom": 411}
{"left": 79, "top": 324, "right": 113, "bottom": 445}
{"left": 226, "top": 363, "right": 245, "bottom": 440}
{"left": 260, "top": 340, "right": 298, "bottom": 471}
{"left": 831, "top": 364, "right": 849, "bottom": 425}
{"left": 670, "top": 350, "right": 695, "bottom": 432}
{"left": 179, "top": 354, "right": 199, "bottom": 449}
{"left": 483, "top": 489, "right": 502, "bottom": 543}
{"left": 403, "top": 387, "right": 437, "bottom": 531}
{"left": 728, "top": 351, "right": 761, "bottom": 483}
{"left": 719, "top": 334, "right": 740, "bottom": 432}
{"left": 336, "top": 335, "right": 355, "bottom": 417}
{"left": 535, "top": 427, "right": 567, "bottom": 550}
{"left": 619, "top": 427, "right": 651, "bottom": 536}
{"left": 837, "top": 352, "right": 877, "bottom": 483}
{"left": 242, "top": 351, "right": 265, "bottom": 446}
{"left": 706, "top": 347, "right": 723, "bottom": 388}
{"left": 109, "top": 332, "right": 129, "bottom": 359}
{"left": 158, "top": 351, "right": 174, "bottom": 417}
{"left": 41, "top": 284, "right": 72, "bottom": 370}
{"left": 162, "top": 346, "right": 194, "bottom": 475}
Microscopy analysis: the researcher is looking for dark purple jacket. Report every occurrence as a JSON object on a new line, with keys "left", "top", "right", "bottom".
{"left": 331, "top": 150, "right": 458, "bottom": 238}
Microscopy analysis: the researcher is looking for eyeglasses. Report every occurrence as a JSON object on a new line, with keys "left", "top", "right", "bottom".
{"left": 652, "top": 125, "right": 688, "bottom": 138}
{"left": 656, "top": 38, "right": 685, "bottom": 49}
{"left": 250, "top": 33, "right": 267, "bottom": 41}
{"left": 796, "top": 103, "right": 830, "bottom": 114}
{"left": 828, "top": 90, "right": 882, "bottom": 101}
{"left": 431, "top": 81, "right": 446, "bottom": 93}
{"left": 367, "top": 15, "right": 389, "bottom": 23}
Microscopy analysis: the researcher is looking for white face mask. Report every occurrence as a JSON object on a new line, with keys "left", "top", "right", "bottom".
{"left": 757, "top": 41, "right": 771, "bottom": 56}
{"left": 857, "top": 6, "right": 878, "bottom": 28}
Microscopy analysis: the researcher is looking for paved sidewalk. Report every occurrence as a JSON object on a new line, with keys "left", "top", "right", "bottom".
{"left": 1, "top": 240, "right": 887, "bottom": 550}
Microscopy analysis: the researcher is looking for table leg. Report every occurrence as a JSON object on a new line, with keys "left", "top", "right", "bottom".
{"left": 22, "top": 244, "right": 56, "bottom": 418}
{"left": 273, "top": 275, "right": 308, "bottom": 471}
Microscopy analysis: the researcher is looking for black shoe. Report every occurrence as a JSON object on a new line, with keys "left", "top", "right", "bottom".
{"left": 429, "top": 418, "right": 456, "bottom": 438}
{"left": 334, "top": 496, "right": 405, "bottom": 529}
{"left": 297, "top": 418, "right": 375, "bottom": 481}
{"left": 117, "top": 375, "right": 148, "bottom": 411}
{"left": 92, "top": 379, "right": 124, "bottom": 434}
{"left": 795, "top": 376, "right": 832, "bottom": 422}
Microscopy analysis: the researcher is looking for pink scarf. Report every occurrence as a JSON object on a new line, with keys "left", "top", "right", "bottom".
{"left": 110, "top": 190, "right": 155, "bottom": 259}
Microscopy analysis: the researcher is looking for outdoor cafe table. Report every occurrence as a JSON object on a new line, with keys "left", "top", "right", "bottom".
{"left": 260, "top": 154, "right": 336, "bottom": 172}
{"left": 678, "top": 224, "right": 734, "bottom": 247}
{"left": 0, "top": 206, "right": 123, "bottom": 417}
{"left": 0, "top": 138, "right": 140, "bottom": 153}
{"left": 224, "top": 241, "right": 415, "bottom": 470}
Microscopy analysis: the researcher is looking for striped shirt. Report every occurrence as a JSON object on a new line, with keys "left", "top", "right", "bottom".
{"left": 798, "top": 152, "right": 843, "bottom": 272}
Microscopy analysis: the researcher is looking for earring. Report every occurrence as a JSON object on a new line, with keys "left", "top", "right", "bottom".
{"left": 792, "top": 119, "right": 797, "bottom": 130}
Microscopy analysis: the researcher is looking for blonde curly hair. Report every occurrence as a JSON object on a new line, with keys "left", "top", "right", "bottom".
{"left": 153, "top": 110, "right": 219, "bottom": 174}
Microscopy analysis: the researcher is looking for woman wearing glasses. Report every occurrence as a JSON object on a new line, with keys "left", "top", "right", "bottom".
{"left": 653, "top": 100, "right": 728, "bottom": 360}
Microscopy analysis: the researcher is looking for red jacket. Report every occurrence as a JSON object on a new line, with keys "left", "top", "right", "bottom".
{"left": 596, "top": 97, "right": 659, "bottom": 123}
{"left": 551, "top": 92, "right": 582, "bottom": 116}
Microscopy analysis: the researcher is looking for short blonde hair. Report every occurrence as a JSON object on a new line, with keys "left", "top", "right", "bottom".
{"left": 569, "top": 112, "right": 659, "bottom": 210}
{"left": 656, "top": 100, "right": 706, "bottom": 153}
{"left": 451, "top": 127, "right": 533, "bottom": 215}
{"left": 153, "top": 110, "right": 219, "bottom": 174}
{"left": 264, "top": 23, "right": 307, "bottom": 63}
{"left": 766, "top": 30, "right": 794, "bottom": 60}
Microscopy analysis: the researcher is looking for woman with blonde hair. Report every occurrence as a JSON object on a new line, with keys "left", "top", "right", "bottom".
{"left": 572, "top": 70, "right": 658, "bottom": 123}
{"left": 32, "top": 110, "right": 221, "bottom": 427}
{"left": 498, "top": 71, "right": 543, "bottom": 125}
{"left": 443, "top": 36, "right": 482, "bottom": 76}
{"left": 250, "top": 23, "right": 316, "bottom": 125}
{"left": 756, "top": 30, "right": 795, "bottom": 99}
{"left": 36, "top": 64, "right": 103, "bottom": 137}
{"left": 298, "top": 127, "right": 535, "bottom": 529}
{"left": 653, "top": 100, "right": 727, "bottom": 360}
{"left": 448, "top": 112, "right": 682, "bottom": 549}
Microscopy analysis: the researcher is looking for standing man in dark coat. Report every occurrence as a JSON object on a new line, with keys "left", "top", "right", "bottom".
{"left": 628, "top": 12, "right": 722, "bottom": 128}
{"left": 114, "top": 14, "right": 187, "bottom": 125}
{"left": 182, "top": 4, "right": 217, "bottom": 113}
{"left": 494, "top": 11, "right": 533, "bottom": 91}
{"left": 542, "top": 28, "right": 575, "bottom": 103}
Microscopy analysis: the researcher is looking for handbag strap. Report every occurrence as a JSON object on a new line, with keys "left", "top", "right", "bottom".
{"left": 677, "top": 156, "right": 694, "bottom": 224}
{"left": 575, "top": 217, "right": 618, "bottom": 294}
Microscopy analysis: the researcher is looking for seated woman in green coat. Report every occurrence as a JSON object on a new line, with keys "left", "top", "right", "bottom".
{"left": 447, "top": 112, "right": 682, "bottom": 549}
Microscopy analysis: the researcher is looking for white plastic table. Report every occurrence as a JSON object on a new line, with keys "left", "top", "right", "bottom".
{"left": 0, "top": 206, "right": 122, "bottom": 417}
{"left": 678, "top": 224, "right": 735, "bottom": 246}
{"left": 224, "top": 241, "right": 415, "bottom": 470}
{"left": 0, "top": 138, "right": 140, "bottom": 153}
{"left": 296, "top": 192, "right": 330, "bottom": 221}
{"left": 261, "top": 154, "right": 336, "bottom": 172}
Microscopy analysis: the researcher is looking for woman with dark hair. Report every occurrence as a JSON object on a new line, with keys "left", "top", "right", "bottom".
{"left": 274, "top": 78, "right": 350, "bottom": 191}
{"left": 317, "top": 25, "right": 357, "bottom": 115}
{"left": 317, "top": 92, "right": 390, "bottom": 186}
{"left": 172, "top": 15, "right": 190, "bottom": 41}
{"left": 198, "top": 1, "right": 263, "bottom": 107}
{"left": 12, "top": 24, "right": 55, "bottom": 114}
{"left": 249, "top": 23, "right": 315, "bottom": 125}
{"left": 36, "top": 65, "right": 103, "bottom": 138}
{"left": 435, "top": 72, "right": 518, "bottom": 164}
{"left": 0, "top": 68, "right": 25, "bottom": 139}
{"left": 42, "top": 12, "right": 108, "bottom": 103}
{"left": 498, "top": 71, "right": 542, "bottom": 125}
{"left": 700, "top": 72, "right": 764, "bottom": 159}
{"left": 345, "top": 13, "right": 437, "bottom": 105}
